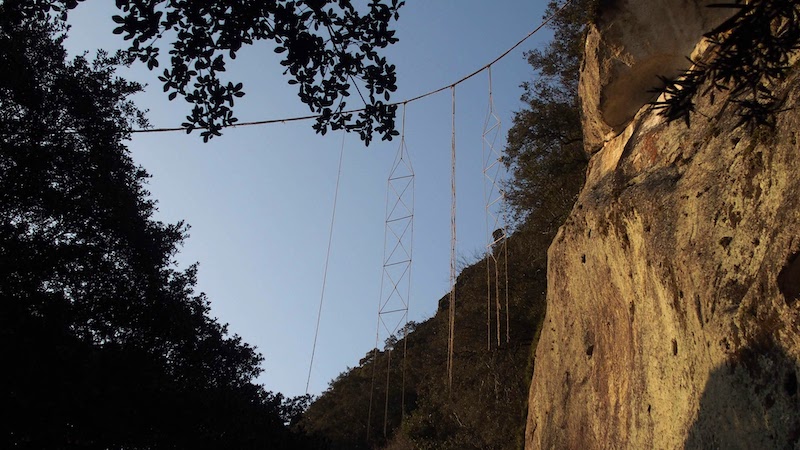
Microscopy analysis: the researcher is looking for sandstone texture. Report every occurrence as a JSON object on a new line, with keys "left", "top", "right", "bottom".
{"left": 526, "top": 8, "right": 800, "bottom": 449}
{"left": 580, "top": 0, "right": 731, "bottom": 154}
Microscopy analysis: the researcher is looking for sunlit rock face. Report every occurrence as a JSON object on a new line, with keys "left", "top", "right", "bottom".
{"left": 579, "top": 0, "right": 731, "bottom": 155}
{"left": 526, "top": 3, "right": 800, "bottom": 449}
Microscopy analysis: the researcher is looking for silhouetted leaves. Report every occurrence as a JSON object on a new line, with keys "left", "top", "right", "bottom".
{"left": 0, "top": 12, "right": 310, "bottom": 449}
{"left": 652, "top": 0, "right": 800, "bottom": 130}
{"left": 7, "top": 0, "right": 404, "bottom": 144}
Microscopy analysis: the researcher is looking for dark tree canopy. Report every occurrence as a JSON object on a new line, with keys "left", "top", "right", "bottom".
{"left": 0, "top": 12, "right": 312, "bottom": 449}
{"left": 5, "top": 0, "right": 404, "bottom": 144}
{"left": 502, "top": 0, "right": 594, "bottom": 228}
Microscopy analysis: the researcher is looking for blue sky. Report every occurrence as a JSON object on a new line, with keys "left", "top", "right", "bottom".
{"left": 65, "top": 0, "right": 552, "bottom": 398}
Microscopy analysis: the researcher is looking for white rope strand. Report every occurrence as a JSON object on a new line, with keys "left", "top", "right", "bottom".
{"left": 368, "top": 103, "right": 414, "bottom": 439}
{"left": 447, "top": 86, "right": 457, "bottom": 391}
{"left": 482, "top": 66, "right": 509, "bottom": 350}
{"left": 305, "top": 131, "right": 347, "bottom": 395}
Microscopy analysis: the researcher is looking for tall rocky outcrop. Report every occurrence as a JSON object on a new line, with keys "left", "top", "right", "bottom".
{"left": 526, "top": 2, "right": 800, "bottom": 448}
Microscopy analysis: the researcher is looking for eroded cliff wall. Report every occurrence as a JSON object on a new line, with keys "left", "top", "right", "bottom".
{"left": 580, "top": 0, "right": 731, "bottom": 154}
{"left": 526, "top": 3, "right": 800, "bottom": 449}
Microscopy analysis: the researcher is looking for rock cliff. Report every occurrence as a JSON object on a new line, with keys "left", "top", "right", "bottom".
{"left": 526, "top": 2, "right": 800, "bottom": 449}
{"left": 580, "top": 0, "right": 731, "bottom": 154}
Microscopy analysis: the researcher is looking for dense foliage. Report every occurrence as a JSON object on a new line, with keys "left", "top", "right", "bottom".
{"left": 0, "top": 11, "right": 311, "bottom": 449}
{"left": 502, "top": 0, "right": 595, "bottom": 227}
{"left": 653, "top": 0, "right": 800, "bottom": 128}
{"left": 297, "top": 1, "right": 595, "bottom": 448}
{"left": 7, "top": 0, "right": 404, "bottom": 143}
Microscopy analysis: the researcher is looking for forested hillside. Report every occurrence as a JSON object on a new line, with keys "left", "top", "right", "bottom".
{"left": 297, "top": 1, "right": 595, "bottom": 448}
{"left": 299, "top": 227, "right": 555, "bottom": 449}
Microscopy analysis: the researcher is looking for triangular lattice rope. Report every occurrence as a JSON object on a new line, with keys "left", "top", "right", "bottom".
{"left": 368, "top": 104, "right": 414, "bottom": 440}
{"left": 379, "top": 124, "right": 414, "bottom": 340}
{"left": 482, "top": 67, "right": 510, "bottom": 350}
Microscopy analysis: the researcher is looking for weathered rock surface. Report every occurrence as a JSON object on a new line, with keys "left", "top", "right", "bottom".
{"left": 527, "top": 8, "right": 800, "bottom": 449}
{"left": 580, "top": 0, "right": 732, "bottom": 154}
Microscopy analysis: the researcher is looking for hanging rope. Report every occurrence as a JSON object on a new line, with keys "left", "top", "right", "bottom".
{"left": 128, "top": 0, "right": 576, "bottom": 135}
{"left": 504, "top": 229, "right": 510, "bottom": 344}
{"left": 447, "top": 86, "right": 457, "bottom": 391}
{"left": 482, "top": 67, "right": 510, "bottom": 350}
{"left": 383, "top": 348, "right": 393, "bottom": 438}
{"left": 367, "top": 103, "right": 414, "bottom": 441}
{"left": 305, "top": 131, "right": 347, "bottom": 395}
{"left": 401, "top": 311, "right": 409, "bottom": 419}
{"left": 483, "top": 69, "right": 494, "bottom": 352}
{"left": 367, "top": 323, "right": 380, "bottom": 441}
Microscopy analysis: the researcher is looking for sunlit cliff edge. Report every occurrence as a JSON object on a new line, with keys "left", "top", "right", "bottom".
{"left": 526, "top": 1, "right": 800, "bottom": 448}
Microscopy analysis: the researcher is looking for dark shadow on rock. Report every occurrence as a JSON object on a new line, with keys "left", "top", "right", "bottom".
{"left": 685, "top": 342, "right": 800, "bottom": 449}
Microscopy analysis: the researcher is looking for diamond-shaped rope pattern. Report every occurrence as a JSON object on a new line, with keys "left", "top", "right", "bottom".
{"left": 368, "top": 105, "right": 414, "bottom": 440}
{"left": 482, "top": 68, "right": 510, "bottom": 350}
{"left": 378, "top": 132, "right": 414, "bottom": 339}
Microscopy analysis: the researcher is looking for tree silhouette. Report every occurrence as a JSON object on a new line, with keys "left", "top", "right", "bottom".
{"left": 502, "top": 0, "right": 592, "bottom": 227}
{"left": 6, "top": 0, "right": 404, "bottom": 143}
{"left": 0, "top": 13, "right": 306, "bottom": 449}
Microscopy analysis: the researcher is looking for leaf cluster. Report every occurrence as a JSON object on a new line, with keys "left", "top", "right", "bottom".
{"left": 6, "top": 0, "right": 404, "bottom": 144}
{"left": 652, "top": 0, "right": 800, "bottom": 129}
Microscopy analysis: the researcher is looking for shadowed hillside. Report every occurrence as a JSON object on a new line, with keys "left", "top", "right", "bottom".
{"left": 299, "top": 224, "right": 554, "bottom": 450}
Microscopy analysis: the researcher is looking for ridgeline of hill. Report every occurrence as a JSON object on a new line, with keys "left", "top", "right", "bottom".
{"left": 298, "top": 222, "right": 564, "bottom": 449}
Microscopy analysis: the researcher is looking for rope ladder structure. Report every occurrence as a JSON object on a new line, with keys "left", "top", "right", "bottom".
{"left": 304, "top": 0, "right": 578, "bottom": 437}
{"left": 123, "top": 0, "right": 580, "bottom": 432}
{"left": 279, "top": 0, "right": 576, "bottom": 424}
{"left": 367, "top": 103, "right": 415, "bottom": 440}
{"left": 482, "top": 67, "right": 510, "bottom": 350}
